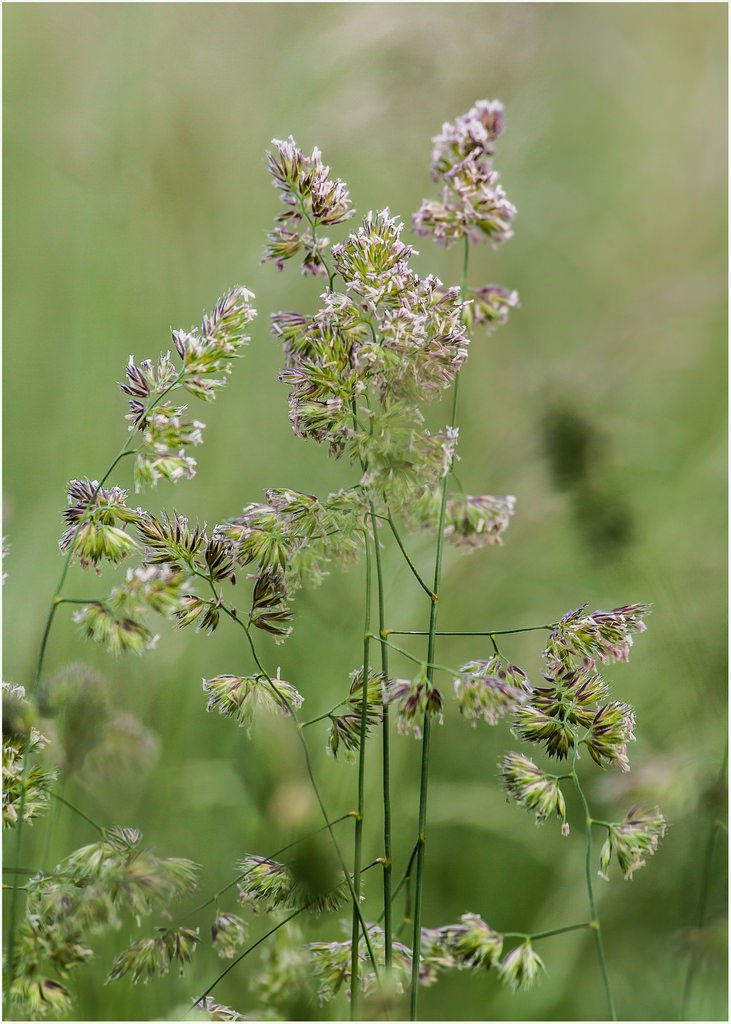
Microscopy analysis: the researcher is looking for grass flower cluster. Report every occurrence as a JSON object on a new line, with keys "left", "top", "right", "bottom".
{"left": 3, "top": 99, "right": 668, "bottom": 1023}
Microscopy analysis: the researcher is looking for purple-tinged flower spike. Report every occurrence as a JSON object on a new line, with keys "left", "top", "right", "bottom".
{"left": 237, "top": 856, "right": 292, "bottom": 911}
{"left": 221, "top": 487, "right": 365, "bottom": 590}
{"left": 430, "top": 100, "right": 506, "bottom": 179}
{"left": 171, "top": 287, "right": 256, "bottom": 401}
{"left": 327, "top": 668, "right": 385, "bottom": 760}
{"left": 455, "top": 657, "right": 530, "bottom": 726}
{"left": 107, "top": 565, "right": 191, "bottom": 619}
{"left": 385, "top": 671, "right": 444, "bottom": 739}
{"left": 73, "top": 603, "right": 157, "bottom": 656}
{"left": 512, "top": 703, "right": 576, "bottom": 761}
{"left": 500, "top": 752, "right": 569, "bottom": 834}
{"left": 122, "top": 289, "right": 255, "bottom": 482}
{"left": 443, "top": 493, "right": 516, "bottom": 549}
{"left": 585, "top": 701, "right": 636, "bottom": 772}
{"left": 369, "top": 275, "right": 469, "bottom": 402}
{"left": 249, "top": 568, "right": 293, "bottom": 641}
{"left": 413, "top": 185, "right": 516, "bottom": 250}
{"left": 118, "top": 288, "right": 255, "bottom": 497}
{"left": 202, "top": 672, "right": 303, "bottom": 731}
{"left": 267, "top": 138, "right": 354, "bottom": 227}
{"left": 72, "top": 564, "right": 189, "bottom": 656}
{"left": 120, "top": 354, "right": 178, "bottom": 418}
{"left": 437, "top": 913, "right": 504, "bottom": 970}
{"left": 7, "top": 979, "right": 73, "bottom": 1019}
{"left": 498, "top": 940, "right": 545, "bottom": 992}
{"left": 530, "top": 663, "right": 609, "bottom": 731}
{"left": 132, "top": 402, "right": 204, "bottom": 492}
{"left": 332, "top": 209, "right": 415, "bottom": 308}
{"left": 211, "top": 913, "right": 248, "bottom": 959}
{"left": 136, "top": 511, "right": 207, "bottom": 572}
{"left": 543, "top": 603, "right": 650, "bottom": 673}
{"left": 236, "top": 855, "right": 347, "bottom": 914}
{"left": 463, "top": 286, "right": 520, "bottom": 333}
{"left": 107, "top": 926, "right": 200, "bottom": 983}
{"left": 413, "top": 100, "right": 516, "bottom": 250}
{"left": 263, "top": 137, "right": 354, "bottom": 275}
{"left": 598, "top": 805, "right": 667, "bottom": 880}
{"left": 59, "top": 480, "right": 142, "bottom": 570}
{"left": 3, "top": 683, "right": 57, "bottom": 829}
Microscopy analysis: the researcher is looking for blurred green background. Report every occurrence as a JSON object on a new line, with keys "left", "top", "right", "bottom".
{"left": 3, "top": 3, "right": 727, "bottom": 1021}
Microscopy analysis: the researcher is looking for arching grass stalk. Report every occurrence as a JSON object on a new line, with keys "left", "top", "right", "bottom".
{"left": 350, "top": 530, "right": 372, "bottom": 1018}
{"left": 570, "top": 745, "right": 617, "bottom": 1021}
{"left": 409, "top": 235, "right": 470, "bottom": 1021}
{"left": 385, "top": 624, "right": 557, "bottom": 638}
{"left": 370, "top": 505, "right": 393, "bottom": 972}
{"left": 383, "top": 513, "right": 436, "bottom": 600}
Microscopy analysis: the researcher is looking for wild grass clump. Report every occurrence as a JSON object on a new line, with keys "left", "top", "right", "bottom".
{"left": 4, "top": 100, "right": 669, "bottom": 1022}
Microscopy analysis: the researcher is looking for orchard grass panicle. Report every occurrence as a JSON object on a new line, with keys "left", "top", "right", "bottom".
{"left": 454, "top": 656, "right": 530, "bottom": 726}
{"left": 500, "top": 752, "right": 569, "bottom": 834}
{"left": 498, "top": 940, "right": 545, "bottom": 992}
{"left": 598, "top": 806, "right": 668, "bottom": 880}
{"left": 3, "top": 98, "right": 667, "bottom": 1024}
{"left": 385, "top": 672, "right": 444, "bottom": 739}
{"left": 211, "top": 914, "right": 248, "bottom": 959}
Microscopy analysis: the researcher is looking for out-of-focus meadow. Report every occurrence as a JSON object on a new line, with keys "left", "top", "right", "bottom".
{"left": 3, "top": 3, "right": 727, "bottom": 1020}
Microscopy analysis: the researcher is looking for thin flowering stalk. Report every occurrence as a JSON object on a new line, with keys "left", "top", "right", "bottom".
{"left": 410, "top": 235, "right": 471, "bottom": 1021}
{"left": 681, "top": 742, "right": 728, "bottom": 1019}
{"left": 370, "top": 507, "right": 394, "bottom": 971}
{"left": 50, "top": 792, "right": 104, "bottom": 835}
{"left": 371, "top": 635, "right": 461, "bottom": 678}
{"left": 384, "top": 514, "right": 436, "bottom": 600}
{"left": 503, "top": 922, "right": 593, "bottom": 942}
{"left": 195, "top": 907, "right": 304, "bottom": 1007}
{"left": 299, "top": 198, "right": 337, "bottom": 290}
{"left": 570, "top": 744, "right": 617, "bottom": 1021}
{"left": 374, "top": 839, "right": 420, "bottom": 927}
{"left": 212, "top": 594, "right": 381, "bottom": 980}
{"left": 384, "top": 624, "right": 557, "bottom": 637}
{"left": 300, "top": 703, "right": 349, "bottom": 729}
{"left": 350, "top": 532, "right": 372, "bottom": 1017}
